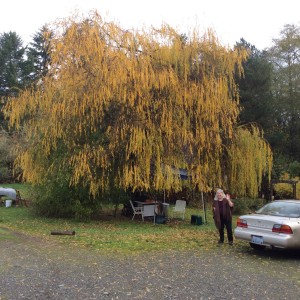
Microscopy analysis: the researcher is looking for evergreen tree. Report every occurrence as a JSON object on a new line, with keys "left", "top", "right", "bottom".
{"left": 0, "top": 31, "right": 32, "bottom": 97}
{"left": 235, "top": 39, "right": 274, "bottom": 135}
{"left": 268, "top": 24, "right": 300, "bottom": 161}
{"left": 0, "top": 31, "right": 34, "bottom": 130}
{"left": 27, "top": 25, "right": 53, "bottom": 82}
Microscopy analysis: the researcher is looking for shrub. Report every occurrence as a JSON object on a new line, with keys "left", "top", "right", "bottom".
{"left": 30, "top": 172, "right": 131, "bottom": 220}
{"left": 273, "top": 173, "right": 300, "bottom": 199}
{"left": 31, "top": 170, "right": 104, "bottom": 220}
{"left": 288, "top": 161, "right": 300, "bottom": 177}
{"left": 232, "top": 198, "right": 265, "bottom": 215}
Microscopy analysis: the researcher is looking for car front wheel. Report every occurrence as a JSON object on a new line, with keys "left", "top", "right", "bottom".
{"left": 249, "top": 243, "right": 266, "bottom": 251}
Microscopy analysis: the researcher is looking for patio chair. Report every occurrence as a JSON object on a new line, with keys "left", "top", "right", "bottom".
{"left": 129, "top": 200, "right": 144, "bottom": 221}
{"left": 172, "top": 200, "right": 186, "bottom": 220}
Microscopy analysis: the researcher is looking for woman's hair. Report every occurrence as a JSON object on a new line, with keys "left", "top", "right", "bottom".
{"left": 214, "top": 188, "right": 225, "bottom": 200}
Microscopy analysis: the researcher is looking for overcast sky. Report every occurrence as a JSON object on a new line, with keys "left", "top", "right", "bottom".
{"left": 1, "top": 0, "right": 299, "bottom": 50}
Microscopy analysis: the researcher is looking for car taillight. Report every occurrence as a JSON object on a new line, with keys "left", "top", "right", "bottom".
{"left": 237, "top": 217, "right": 248, "bottom": 228}
{"left": 272, "top": 224, "right": 293, "bottom": 234}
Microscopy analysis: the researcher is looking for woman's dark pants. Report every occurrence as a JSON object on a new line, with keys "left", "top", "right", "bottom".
{"left": 219, "top": 219, "right": 233, "bottom": 243}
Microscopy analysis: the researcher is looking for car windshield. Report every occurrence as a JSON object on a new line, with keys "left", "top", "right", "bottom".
{"left": 256, "top": 202, "right": 300, "bottom": 217}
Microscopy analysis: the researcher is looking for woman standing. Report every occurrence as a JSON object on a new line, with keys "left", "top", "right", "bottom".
{"left": 213, "top": 189, "right": 234, "bottom": 245}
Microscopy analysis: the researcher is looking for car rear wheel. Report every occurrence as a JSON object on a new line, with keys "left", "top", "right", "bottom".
{"left": 249, "top": 243, "right": 266, "bottom": 251}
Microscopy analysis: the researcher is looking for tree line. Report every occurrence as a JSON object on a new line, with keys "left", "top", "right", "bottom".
{"left": 236, "top": 24, "right": 300, "bottom": 179}
{"left": 0, "top": 13, "right": 298, "bottom": 218}
{"left": 0, "top": 26, "right": 52, "bottom": 182}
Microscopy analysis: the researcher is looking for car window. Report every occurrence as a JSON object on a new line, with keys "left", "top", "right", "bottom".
{"left": 256, "top": 202, "right": 300, "bottom": 217}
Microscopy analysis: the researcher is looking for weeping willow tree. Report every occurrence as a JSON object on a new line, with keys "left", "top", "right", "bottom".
{"left": 227, "top": 125, "right": 272, "bottom": 197}
{"left": 4, "top": 12, "right": 272, "bottom": 215}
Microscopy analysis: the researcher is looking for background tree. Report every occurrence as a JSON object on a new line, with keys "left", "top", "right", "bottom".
{"left": 0, "top": 32, "right": 33, "bottom": 98}
{"left": 227, "top": 125, "right": 272, "bottom": 197}
{"left": 27, "top": 25, "right": 53, "bottom": 82}
{"left": 0, "top": 31, "right": 35, "bottom": 132}
{"left": 267, "top": 24, "right": 300, "bottom": 176}
{"left": 235, "top": 39, "right": 274, "bottom": 135}
{"left": 5, "top": 13, "right": 272, "bottom": 217}
{"left": 234, "top": 26, "right": 300, "bottom": 181}
{"left": 0, "top": 130, "right": 18, "bottom": 183}
{"left": 0, "top": 32, "right": 35, "bottom": 180}
{"left": 233, "top": 39, "right": 275, "bottom": 197}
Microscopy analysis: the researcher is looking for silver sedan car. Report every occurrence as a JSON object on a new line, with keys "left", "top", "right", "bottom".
{"left": 234, "top": 200, "right": 300, "bottom": 250}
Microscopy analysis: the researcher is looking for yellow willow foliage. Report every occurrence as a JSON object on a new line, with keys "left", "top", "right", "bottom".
{"left": 227, "top": 126, "right": 273, "bottom": 198}
{"left": 4, "top": 12, "right": 266, "bottom": 197}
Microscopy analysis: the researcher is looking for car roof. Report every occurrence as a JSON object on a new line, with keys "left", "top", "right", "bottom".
{"left": 273, "top": 200, "right": 300, "bottom": 203}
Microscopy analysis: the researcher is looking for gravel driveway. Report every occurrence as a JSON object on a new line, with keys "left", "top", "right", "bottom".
{"left": 1, "top": 227, "right": 300, "bottom": 300}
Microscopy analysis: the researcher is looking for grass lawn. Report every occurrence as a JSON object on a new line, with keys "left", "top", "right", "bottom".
{"left": 0, "top": 183, "right": 244, "bottom": 254}
{"left": 0, "top": 206, "right": 241, "bottom": 255}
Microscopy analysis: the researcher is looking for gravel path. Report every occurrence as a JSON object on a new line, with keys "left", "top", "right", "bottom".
{"left": 1, "top": 227, "right": 300, "bottom": 300}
